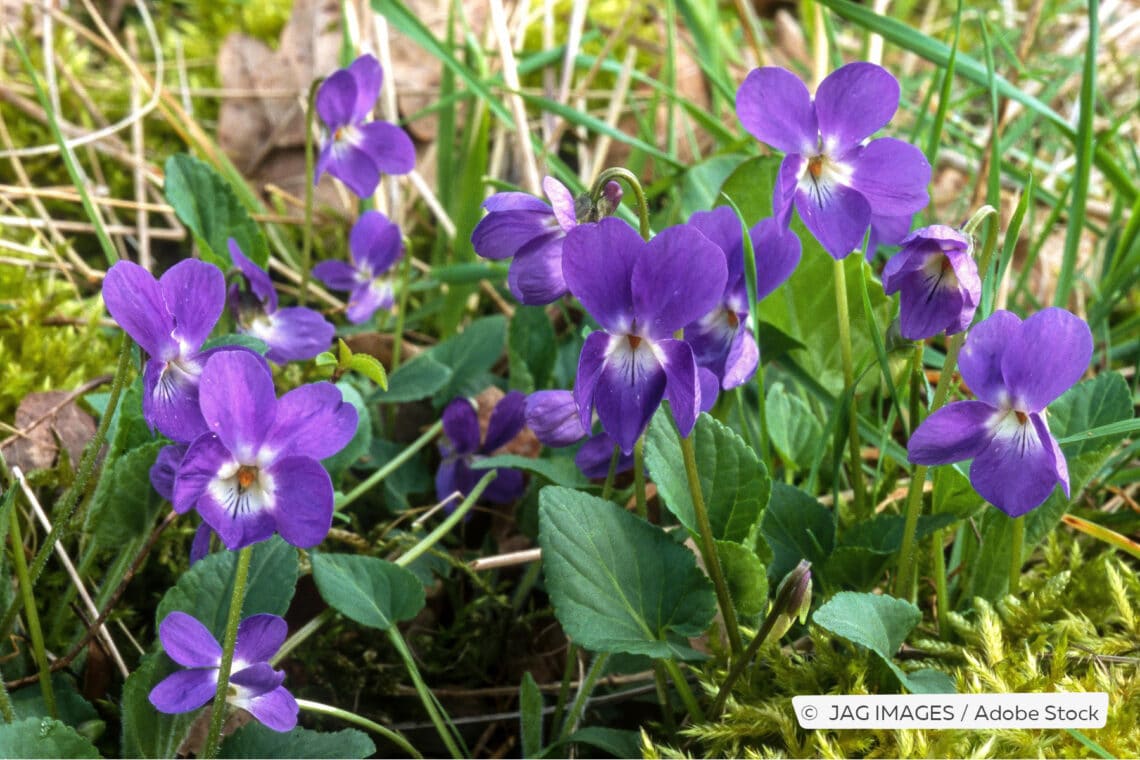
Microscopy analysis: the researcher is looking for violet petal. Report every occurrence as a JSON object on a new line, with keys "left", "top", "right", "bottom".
{"left": 814, "top": 62, "right": 900, "bottom": 155}
{"left": 268, "top": 456, "right": 335, "bottom": 549}
{"left": 736, "top": 67, "right": 818, "bottom": 155}
{"left": 969, "top": 412, "right": 1065, "bottom": 517}
{"left": 848, "top": 138, "right": 931, "bottom": 217}
{"left": 562, "top": 218, "right": 640, "bottom": 333}
{"left": 315, "top": 69, "right": 358, "bottom": 128}
{"left": 907, "top": 401, "right": 995, "bottom": 465}
{"left": 347, "top": 54, "right": 382, "bottom": 122}
{"left": 161, "top": 259, "right": 226, "bottom": 350}
{"left": 483, "top": 391, "right": 527, "bottom": 453}
{"left": 1000, "top": 307, "right": 1092, "bottom": 413}
{"left": 353, "top": 120, "right": 416, "bottom": 176}
{"left": 266, "top": 382, "right": 358, "bottom": 460}
{"left": 158, "top": 612, "right": 221, "bottom": 668}
{"left": 595, "top": 340, "right": 667, "bottom": 454}
{"left": 441, "top": 398, "right": 481, "bottom": 455}
{"left": 795, "top": 181, "right": 871, "bottom": 259}
{"left": 238, "top": 686, "right": 298, "bottom": 732}
{"left": 957, "top": 310, "right": 1021, "bottom": 407}
{"left": 149, "top": 668, "right": 218, "bottom": 714}
{"left": 173, "top": 434, "right": 231, "bottom": 515}
{"left": 350, "top": 210, "right": 403, "bottom": 275}
{"left": 199, "top": 351, "right": 277, "bottom": 457}
{"left": 634, "top": 224, "right": 727, "bottom": 339}
{"left": 525, "top": 390, "right": 586, "bottom": 447}
{"left": 102, "top": 260, "right": 174, "bottom": 357}
{"left": 573, "top": 331, "right": 610, "bottom": 432}
{"left": 507, "top": 234, "right": 568, "bottom": 305}
{"left": 660, "top": 339, "right": 700, "bottom": 438}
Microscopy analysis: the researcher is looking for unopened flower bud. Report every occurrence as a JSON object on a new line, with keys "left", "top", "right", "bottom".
{"left": 769, "top": 560, "right": 812, "bottom": 640}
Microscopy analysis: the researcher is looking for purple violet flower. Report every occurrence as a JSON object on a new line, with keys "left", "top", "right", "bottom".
{"left": 882, "top": 224, "right": 980, "bottom": 340}
{"left": 315, "top": 54, "right": 415, "bottom": 198}
{"left": 149, "top": 611, "right": 297, "bottom": 732}
{"left": 683, "top": 208, "right": 801, "bottom": 406}
{"left": 736, "top": 63, "right": 931, "bottom": 259}
{"left": 436, "top": 393, "right": 526, "bottom": 505}
{"left": 102, "top": 259, "right": 225, "bottom": 442}
{"left": 313, "top": 211, "right": 404, "bottom": 324}
{"left": 472, "top": 176, "right": 607, "bottom": 305}
{"left": 525, "top": 390, "right": 633, "bottom": 478}
{"left": 173, "top": 350, "right": 357, "bottom": 550}
{"left": 228, "top": 240, "right": 335, "bottom": 364}
{"left": 563, "top": 218, "right": 728, "bottom": 454}
{"left": 908, "top": 308, "right": 1093, "bottom": 517}
{"left": 866, "top": 213, "right": 914, "bottom": 261}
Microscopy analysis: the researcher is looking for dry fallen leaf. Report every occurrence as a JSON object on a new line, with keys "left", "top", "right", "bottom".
{"left": 217, "top": 0, "right": 345, "bottom": 206}
{"left": 3, "top": 391, "right": 97, "bottom": 473}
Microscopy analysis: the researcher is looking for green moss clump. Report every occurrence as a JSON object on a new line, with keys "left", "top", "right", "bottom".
{"left": 0, "top": 265, "right": 119, "bottom": 422}
{"left": 667, "top": 531, "right": 1140, "bottom": 758}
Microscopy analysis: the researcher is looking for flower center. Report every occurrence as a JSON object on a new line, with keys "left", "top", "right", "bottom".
{"left": 725, "top": 310, "right": 740, "bottom": 328}
{"left": 807, "top": 156, "right": 825, "bottom": 180}
{"left": 237, "top": 465, "right": 258, "bottom": 490}
{"left": 627, "top": 335, "right": 642, "bottom": 349}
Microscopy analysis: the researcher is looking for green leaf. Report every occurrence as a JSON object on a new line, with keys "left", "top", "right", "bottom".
{"left": 321, "top": 382, "right": 371, "bottom": 480}
{"left": 310, "top": 552, "right": 425, "bottom": 631}
{"left": 538, "top": 486, "right": 716, "bottom": 659}
{"left": 644, "top": 412, "right": 770, "bottom": 544}
{"left": 218, "top": 724, "right": 375, "bottom": 759}
{"left": 106, "top": 380, "right": 152, "bottom": 460}
{"left": 508, "top": 306, "right": 556, "bottom": 393}
{"left": 932, "top": 464, "right": 985, "bottom": 519}
{"left": 12, "top": 675, "right": 99, "bottom": 729}
{"left": 813, "top": 592, "right": 949, "bottom": 694}
{"left": 760, "top": 483, "right": 836, "bottom": 584}
{"left": 681, "top": 154, "right": 749, "bottom": 219}
{"left": 84, "top": 440, "right": 163, "bottom": 546}
{"left": 1049, "top": 372, "right": 1133, "bottom": 456}
{"left": 426, "top": 315, "right": 507, "bottom": 403}
{"left": 347, "top": 353, "right": 388, "bottom": 389}
{"left": 717, "top": 539, "right": 768, "bottom": 620}
{"left": 163, "top": 154, "right": 268, "bottom": 268}
{"left": 519, "top": 673, "right": 544, "bottom": 759}
{"left": 472, "top": 454, "right": 590, "bottom": 489}
{"left": 373, "top": 352, "right": 452, "bottom": 403}
{"left": 718, "top": 156, "right": 780, "bottom": 224}
{"left": 156, "top": 536, "right": 298, "bottom": 639}
{"left": 766, "top": 382, "right": 824, "bottom": 471}
{"left": 823, "top": 513, "right": 959, "bottom": 591}
{"left": 0, "top": 717, "right": 100, "bottom": 758}
{"left": 754, "top": 321, "right": 807, "bottom": 365}
{"left": 120, "top": 652, "right": 195, "bottom": 759}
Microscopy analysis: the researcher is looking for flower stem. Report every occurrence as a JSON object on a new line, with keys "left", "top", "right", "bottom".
{"left": 300, "top": 79, "right": 322, "bottom": 307}
{"left": 907, "top": 342, "right": 924, "bottom": 439}
{"left": 590, "top": 167, "right": 650, "bottom": 240}
{"left": 338, "top": 420, "right": 443, "bottom": 510}
{"left": 679, "top": 434, "right": 742, "bottom": 657}
{"left": 297, "top": 698, "right": 422, "bottom": 758}
{"left": 550, "top": 642, "right": 579, "bottom": 738}
{"left": 387, "top": 627, "right": 465, "bottom": 759}
{"left": 709, "top": 599, "right": 784, "bottom": 717}
{"left": 662, "top": 658, "right": 705, "bottom": 723}
{"left": 271, "top": 608, "right": 334, "bottom": 667}
{"left": 932, "top": 527, "right": 950, "bottom": 633}
{"left": 202, "top": 545, "right": 254, "bottom": 760}
{"left": 601, "top": 445, "right": 621, "bottom": 502}
{"left": 832, "top": 258, "right": 868, "bottom": 518}
{"left": 557, "top": 651, "right": 610, "bottom": 742}
{"left": 395, "top": 470, "right": 494, "bottom": 568}
{"left": 633, "top": 437, "right": 647, "bottom": 519}
{"left": 895, "top": 332, "right": 964, "bottom": 601}
{"left": 7, "top": 490, "right": 56, "bottom": 719}
{"left": 1009, "top": 516, "right": 1025, "bottom": 595}
{"left": 389, "top": 237, "right": 415, "bottom": 374}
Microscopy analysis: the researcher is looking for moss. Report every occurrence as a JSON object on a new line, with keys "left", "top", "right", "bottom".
{"left": 0, "top": 266, "right": 119, "bottom": 422}
{"left": 669, "top": 531, "right": 1140, "bottom": 758}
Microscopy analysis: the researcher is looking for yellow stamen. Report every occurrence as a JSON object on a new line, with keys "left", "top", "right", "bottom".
{"left": 237, "top": 465, "right": 258, "bottom": 490}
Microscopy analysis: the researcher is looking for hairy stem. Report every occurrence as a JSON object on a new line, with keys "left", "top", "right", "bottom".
{"left": 680, "top": 434, "right": 742, "bottom": 657}
{"left": 7, "top": 491, "right": 56, "bottom": 718}
{"left": 833, "top": 259, "right": 868, "bottom": 518}
{"left": 202, "top": 545, "right": 253, "bottom": 759}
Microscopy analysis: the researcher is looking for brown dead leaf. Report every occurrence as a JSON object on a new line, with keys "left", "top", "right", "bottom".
{"left": 217, "top": 0, "right": 345, "bottom": 204}
{"left": 3, "top": 391, "right": 96, "bottom": 473}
